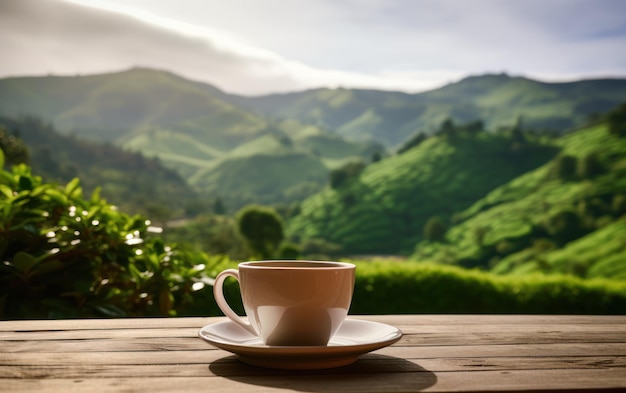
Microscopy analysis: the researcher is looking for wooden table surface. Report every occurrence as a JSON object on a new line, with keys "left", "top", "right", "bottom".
{"left": 1, "top": 314, "right": 625, "bottom": 392}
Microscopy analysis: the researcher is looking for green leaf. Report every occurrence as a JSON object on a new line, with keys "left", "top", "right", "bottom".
{"left": 0, "top": 171, "right": 14, "bottom": 187}
{"left": 13, "top": 252, "right": 37, "bottom": 274}
{"left": 45, "top": 189, "right": 68, "bottom": 205}
{"left": 65, "top": 178, "right": 82, "bottom": 199}
{"left": 90, "top": 187, "right": 102, "bottom": 203}
{"left": 0, "top": 184, "right": 13, "bottom": 199}
{"left": 0, "top": 148, "right": 4, "bottom": 169}
{"left": 18, "top": 175, "right": 32, "bottom": 191}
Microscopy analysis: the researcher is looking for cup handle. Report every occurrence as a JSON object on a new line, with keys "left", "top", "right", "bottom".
{"left": 213, "top": 269, "right": 257, "bottom": 335}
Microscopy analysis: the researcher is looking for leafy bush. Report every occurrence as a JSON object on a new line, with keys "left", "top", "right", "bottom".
{"left": 0, "top": 125, "right": 29, "bottom": 166}
{"left": 607, "top": 102, "right": 626, "bottom": 137}
{"left": 578, "top": 152, "right": 604, "bottom": 178}
{"left": 236, "top": 205, "right": 284, "bottom": 259}
{"left": 350, "top": 261, "right": 626, "bottom": 314}
{"left": 0, "top": 153, "right": 217, "bottom": 319}
{"left": 423, "top": 216, "right": 447, "bottom": 242}
{"left": 550, "top": 154, "right": 578, "bottom": 180}
{"left": 329, "top": 160, "right": 366, "bottom": 189}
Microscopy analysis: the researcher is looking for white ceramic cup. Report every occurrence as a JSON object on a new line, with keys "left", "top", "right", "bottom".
{"left": 213, "top": 260, "right": 355, "bottom": 346}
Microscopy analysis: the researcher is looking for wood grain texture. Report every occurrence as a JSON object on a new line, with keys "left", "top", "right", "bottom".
{"left": 1, "top": 315, "right": 625, "bottom": 392}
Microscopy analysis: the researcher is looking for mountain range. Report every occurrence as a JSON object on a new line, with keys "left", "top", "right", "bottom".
{"left": 0, "top": 68, "right": 383, "bottom": 209}
{"left": 232, "top": 73, "right": 626, "bottom": 146}
{"left": 1, "top": 68, "right": 626, "bottom": 212}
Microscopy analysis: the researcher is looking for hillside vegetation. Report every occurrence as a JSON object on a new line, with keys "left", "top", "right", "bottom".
{"left": 0, "top": 116, "right": 195, "bottom": 219}
{"left": 1, "top": 154, "right": 624, "bottom": 318}
{"left": 2, "top": 69, "right": 625, "bottom": 280}
{"left": 285, "top": 103, "right": 626, "bottom": 281}
{"left": 287, "top": 122, "right": 558, "bottom": 254}
{"left": 414, "top": 120, "right": 626, "bottom": 279}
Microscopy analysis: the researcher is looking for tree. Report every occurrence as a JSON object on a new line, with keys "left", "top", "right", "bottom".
{"left": 510, "top": 116, "right": 527, "bottom": 144}
{"left": 329, "top": 160, "right": 366, "bottom": 189}
{"left": 236, "top": 205, "right": 284, "bottom": 259}
{"left": 423, "top": 216, "right": 446, "bottom": 242}
{"left": 464, "top": 119, "right": 484, "bottom": 135}
{"left": 607, "top": 102, "right": 626, "bottom": 137}
{"left": 550, "top": 154, "right": 578, "bottom": 181}
{"left": 0, "top": 125, "right": 29, "bottom": 167}
{"left": 213, "top": 197, "right": 226, "bottom": 215}
{"left": 578, "top": 152, "right": 604, "bottom": 179}
{"left": 544, "top": 210, "right": 584, "bottom": 245}
{"left": 439, "top": 118, "right": 457, "bottom": 138}
{"left": 397, "top": 132, "right": 426, "bottom": 154}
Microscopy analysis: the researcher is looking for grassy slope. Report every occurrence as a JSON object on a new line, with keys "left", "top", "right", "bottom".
{"left": 414, "top": 124, "right": 626, "bottom": 279}
{"left": 193, "top": 151, "right": 329, "bottom": 209}
{"left": 287, "top": 131, "right": 557, "bottom": 254}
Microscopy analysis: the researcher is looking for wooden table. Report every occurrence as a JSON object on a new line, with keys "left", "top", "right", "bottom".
{"left": 1, "top": 315, "right": 625, "bottom": 392}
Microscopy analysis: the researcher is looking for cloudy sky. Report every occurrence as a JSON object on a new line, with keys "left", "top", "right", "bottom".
{"left": 1, "top": 0, "right": 626, "bottom": 95}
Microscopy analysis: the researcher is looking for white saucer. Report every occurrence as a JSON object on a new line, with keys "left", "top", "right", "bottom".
{"left": 198, "top": 318, "right": 403, "bottom": 370}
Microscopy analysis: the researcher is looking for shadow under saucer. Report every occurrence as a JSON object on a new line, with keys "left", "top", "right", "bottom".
{"left": 208, "top": 353, "right": 437, "bottom": 393}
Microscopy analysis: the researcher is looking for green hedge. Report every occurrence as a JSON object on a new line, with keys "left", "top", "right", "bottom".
{"left": 350, "top": 261, "right": 626, "bottom": 314}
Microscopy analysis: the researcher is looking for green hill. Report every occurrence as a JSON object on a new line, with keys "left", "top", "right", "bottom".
{"left": 413, "top": 120, "right": 626, "bottom": 279}
{"left": 286, "top": 126, "right": 558, "bottom": 254}
{"left": 194, "top": 151, "right": 329, "bottom": 208}
{"left": 0, "top": 68, "right": 384, "bottom": 208}
{"left": 235, "top": 74, "right": 626, "bottom": 147}
{"left": 0, "top": 115, "right": 196, "bottom": 219}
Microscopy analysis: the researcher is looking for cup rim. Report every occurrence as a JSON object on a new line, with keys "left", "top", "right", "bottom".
{"left": 239, "top": 260, "right": 355, "bottom": 270}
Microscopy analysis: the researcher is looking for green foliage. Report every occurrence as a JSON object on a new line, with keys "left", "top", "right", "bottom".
{"left": 289, "top": 131, "right": 557, "bottom": 254}
{"left": 544, "top": 210, "right": 585, "bottom": 245}
{"left": 329, "top": 160, "right": 366, "bottom": 189}
{"left": 236, "top": 205, "right": 284, "bottom": 259}
{"left": 193, "top": 152, "right": 329, "bottom": 210}
{"left": 0, "top": 125, "right": 29, "bottom": 167}
{"left": 276, "top": 242, "right": 301, "bottom": 260}
{"left": 438, "top": 118, "right": 457, "bottom": 138}
{"left": 0, "top": 116, "right": 195, "bottom": 219}
{"left": 578, "top": 152, "right": 604, "bottom": 178}
{"left": 550, "top": 154, "right": 578, "bottom": 180}
{"left": 1, "top": 158, "right": 624, "bottom": 319}
{"left": 415, "top": 123, "right": 626, "bottom": 278}
{"left": 350, "top": 261, "right": 626, "bottom": 314}
{"left": 607, "top": 102, "right": 626, "bottom": 137}
{"left": 0, "top": 159, "right": 217, "bottom": 319}
{"left": 193, "top": 258, "right": 626, "bottom": 316}
{"left": 164, "top": 214, "right": 250, "bottom": 261}
{"left": 423, "top": 216, "right": 447, "bottom": 242}
{"left": 396, "top": 132, "right": 426, "bottom": 155}
{"left": 299, "top": 238, "right": 343, "bottom": 260}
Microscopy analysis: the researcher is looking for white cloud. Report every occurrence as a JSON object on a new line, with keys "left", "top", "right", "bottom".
{"left": 0, "top": 0, "right": 625, "bottom": 95}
